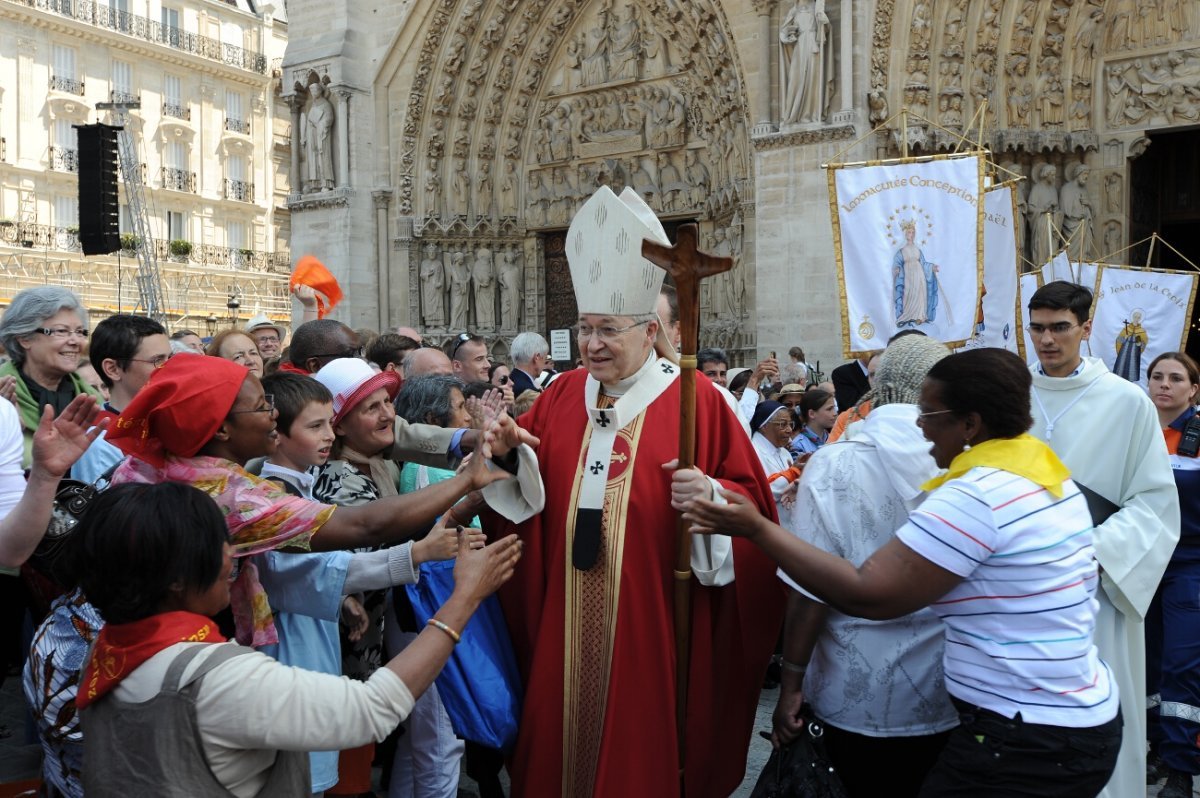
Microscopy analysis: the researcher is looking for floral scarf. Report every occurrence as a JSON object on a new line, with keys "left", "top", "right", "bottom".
{"left": 112, "top": 454, "right": 336, "bottom": 646}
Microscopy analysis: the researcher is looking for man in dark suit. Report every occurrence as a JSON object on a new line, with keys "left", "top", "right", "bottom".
{"left": 831, "top": 356, "right": 871, "bottom": 411}
{"left": 510, "top": 331, "right": 550, "bottom": 397}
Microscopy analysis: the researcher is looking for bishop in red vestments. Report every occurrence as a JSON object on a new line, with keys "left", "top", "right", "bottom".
{"left": 482, "top": 187, "right": 783, "bottom": 797}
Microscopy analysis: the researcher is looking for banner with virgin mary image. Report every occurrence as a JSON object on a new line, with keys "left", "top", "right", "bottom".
{"left": 829, "top": 154, "right": 984, "bottom": 355}
{"left": 960, "top": 184, "right": 1021, "bottom": 353}
{"left": 1090, "top": 265, "right": 1198, "bottom": 387}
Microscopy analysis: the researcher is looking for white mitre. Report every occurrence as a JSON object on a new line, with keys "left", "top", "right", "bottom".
{"left": 566, "top": 186, "right": 670, "bottom": 316}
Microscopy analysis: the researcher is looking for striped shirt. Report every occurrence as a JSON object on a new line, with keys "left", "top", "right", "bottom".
{"left": 896, "top": 466, "right": 1119, "bottom": 727}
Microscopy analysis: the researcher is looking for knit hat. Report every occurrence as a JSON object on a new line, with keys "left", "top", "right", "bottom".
{"left": 871, "top": 334, "right": 951, "bottom": 408}
{"left": 749, "top": 400, "right": 788, "bottom": 435}
{"left": 312, "top": 357, "right": 400, "bottom": 426}
{"left": 108, "top": 355, "right": 249, "bottom": 467}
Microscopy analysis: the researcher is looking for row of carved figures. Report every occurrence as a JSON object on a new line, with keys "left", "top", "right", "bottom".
{"left": 418, "top": 243, "right": 524, "bottom": 331}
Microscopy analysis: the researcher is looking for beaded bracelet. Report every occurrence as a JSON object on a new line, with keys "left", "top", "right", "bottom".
{"left": 780, "top": 659, "right": 807, "bottom": 675}
{"left": 427, "top": 618, "right": 462, "bottom": 644}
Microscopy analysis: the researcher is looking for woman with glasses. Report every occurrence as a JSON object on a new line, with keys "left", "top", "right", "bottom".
{"left": 0, "top": 286, "right": 103, "bottom": 468}
{"left": 749, "top": 401, "right": 795, "bottom": 502}
{"left": 685, "top": 347, "right": 1122, "bottom": 798}
{"left": 206, "top": 328, "right": 265, "bottom": 379}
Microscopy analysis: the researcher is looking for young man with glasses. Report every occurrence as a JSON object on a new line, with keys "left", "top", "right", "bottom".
{"left": 75, "top": 314, "right": 172, "bottom": 482}
{"left": 481, "top": 186, "right": 781, "bottom": 797}
{"left": 1027, "top": 280, "right": 1180, "bottom": 798}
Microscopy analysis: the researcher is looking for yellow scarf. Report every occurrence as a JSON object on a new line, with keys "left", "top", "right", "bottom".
{"left": 921, "top": 433, "right": 1071, "bottom": 498}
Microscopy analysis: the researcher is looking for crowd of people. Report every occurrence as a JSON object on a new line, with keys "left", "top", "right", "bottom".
{"left": 0, "top": 184, "right": 1192, "bottom": 798}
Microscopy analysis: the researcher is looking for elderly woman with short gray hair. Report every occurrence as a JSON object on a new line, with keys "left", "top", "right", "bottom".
{"left": 0, "top": 287, "right": 103, "bottom": 467}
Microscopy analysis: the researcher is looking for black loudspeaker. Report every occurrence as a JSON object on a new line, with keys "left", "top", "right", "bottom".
{"left": 77, "top": 123, "right": 121, "bottom": 256}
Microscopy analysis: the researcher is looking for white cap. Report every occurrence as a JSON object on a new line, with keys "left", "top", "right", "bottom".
{"left": 566, "top": 186, "right": 670, "bottom": 316}
{"left": 312, "top": 357, "right": 400, "bottom": 426}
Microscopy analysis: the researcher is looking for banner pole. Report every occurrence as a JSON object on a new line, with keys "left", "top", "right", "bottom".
{"left": 901, "top": 107, "right": 909, "bottom": 158}
{"left": 1147, "top": 234, "right": 1158, "bottom": 269}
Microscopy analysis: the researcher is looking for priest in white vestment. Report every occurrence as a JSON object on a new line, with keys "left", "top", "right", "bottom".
{"left": 1027, "top": 281, "right": 1180, "bottom": 798}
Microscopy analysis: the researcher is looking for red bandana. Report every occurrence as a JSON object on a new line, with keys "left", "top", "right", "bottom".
{"left": 275, "top": 361, "right": 311, "bottom": 376}
{"left": 77, "top": 611, "right": 226, "bottom": 709}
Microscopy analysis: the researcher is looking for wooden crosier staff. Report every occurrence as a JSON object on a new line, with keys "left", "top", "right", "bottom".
{"left": 642, "top": 223, "right": 734, "bottom": 773}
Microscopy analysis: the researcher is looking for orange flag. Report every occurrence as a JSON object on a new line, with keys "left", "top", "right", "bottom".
{"left": 289, "top": 255, "right": 344, "bottom": 318}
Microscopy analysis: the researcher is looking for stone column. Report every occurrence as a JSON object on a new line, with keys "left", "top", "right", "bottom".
{"left": 752, "top": 0, "right": 774, "bottom": 135}
{"left": 289, "top": 97, "right": 301, "bottom": 196}
{"left": 373, "top": 189, "right": 392, "bottom": 331}
{"left": 335, "top": 89, "right": 351, "bottom": 189}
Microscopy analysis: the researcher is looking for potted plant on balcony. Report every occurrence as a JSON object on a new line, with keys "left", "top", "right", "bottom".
{"left": 169, "top": 238, "right": 193, "bottom": 261}
{"left": 120, "top": 233, "right": 141, "bottom": 252}
{"left": 65, "top": 225, "right": 79, "bottom": 235}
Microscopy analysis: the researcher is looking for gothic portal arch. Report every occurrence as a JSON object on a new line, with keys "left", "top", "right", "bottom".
{"left": 378, "top": 0, "right": 758, "bottom": 356}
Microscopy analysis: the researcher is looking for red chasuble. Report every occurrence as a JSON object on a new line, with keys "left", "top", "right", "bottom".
{"left": 485, "top": 366, "right": 784, "bottom": 798}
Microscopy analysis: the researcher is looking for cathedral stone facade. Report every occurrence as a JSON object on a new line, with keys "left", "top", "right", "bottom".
{"left": 281, "top": 0, "right": 1200, "bottom": 367}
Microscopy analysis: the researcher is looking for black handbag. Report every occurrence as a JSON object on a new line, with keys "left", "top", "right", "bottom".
{"left": 749, "top": 710, "right": 849, "bottom": 798}
{"left": 33, "top": 464, "right": 118, "bottom": 583}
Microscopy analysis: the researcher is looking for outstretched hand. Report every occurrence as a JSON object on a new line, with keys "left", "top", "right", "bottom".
{"left": 452, "top": 527, "right": 523, "bottom": 604}
{"left": 662, "top": 458, "right": 714, "bottom": 511}
{"left": 292, "top": 283, "right": 319, "bottom": 308}
{"left": 487, "top": 413, "right": 539, "bottom": 459}
{"left": 415, "top": 511, "right": 485, "bottom": 564}
{"left": 681, "top": 489, "right": 768, "bottom": 540}
{"left": 31, "top": 395, "right": 106, "bottom": 480}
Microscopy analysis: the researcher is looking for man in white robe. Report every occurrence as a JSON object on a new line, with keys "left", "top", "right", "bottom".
{"left": 1027, "top": 281, "right": 1180, "bottom": 798}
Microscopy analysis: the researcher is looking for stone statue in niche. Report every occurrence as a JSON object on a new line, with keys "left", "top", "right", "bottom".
{"left": 1106, "top": 64, "right": 1135, "bottom": 126}
{"left": 549, "top": 167, "right": 576, "bottom": 224}
{"left": 477, "top": 160, "right": 493, "bottom": 211}
{"left": 1108, "top": 0, "right": 1135, "bottom": 50}
{"left": 629, "top": 156, "right": 658, "bottom": 203}
{"left": 1012, "top": 171, "right": 1029, "bottom": 262}
{"left": 549, "top": 105, "right": 573, "bottom": 161}
{"left": 447, "top": 246, "right": 471, "bottom": 330}
{"left": 684, "top": 149, "right": 710, "bottom": 208}
{"left": 424, "top": 167, "right": 441, "bottom": 215}
{"left": 500, "top": 158, "right": 517, "bottom": 212}
{"left": 419, "top": 243, "right": 446, "bottom": 328}
{"left": 526, "top": 171, "right": 549, "bottom": 227}
{"left": 1068, "top": 81, "right": 1092, "bottom": 131}
{"left": 472, "top": 247, "right": 497, "bottom": 329}
{"left": 1104, "top": 172, "right": 1123, "bottom": 214}
{"left": 1104, "top": 220, "right": 1122, "bottom": 257}
{"left": 1074, "top": 9, "right": 1104, "bottom": 74}
{"left": 1027, "top": 163, "right": 1062, "bottom": 268}
{"left": 657, "top": 152, "right": 687, "bottom": 212}
{"left": 909, "top": 0, "right": 932, "bottom": 51}
{"left": 1060, "top": 163, "right": 1094, "bottom": 263}
{"left": 868, "top": 88, "right": 888, "bottom": 124}
{"left": 969, "top": 53, "right": 996, "bottom": 125}
{"left": 452, "top": 157, "right": 470, "bottom": 207}
{"left": 497, "top": 245, "right": 522, "bottom": 330}
{"left": 298, "top": 76, "right": 335, "bottom": 193}
{"left": 779, "top": 0, "right": 834, "bottom": 125}
{"left": 1037, "top": 57, "right": 1065, "bottom": 128}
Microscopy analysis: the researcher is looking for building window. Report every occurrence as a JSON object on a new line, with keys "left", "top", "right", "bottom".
{"left": 162, "top": 142, "right": 193, "bottom": 192}
{"left": 50, "top": 45, "right": 83, "bottom": 95}
{"left": 224, "top": 154, "right": 253, "bottom": 202}
{"left": 112, "top": 60, "right": 135, "bottom": 103}
{"left": 166, "top": 210, "right": 186, "bottom": 241}
{"left": 225, "top": 90, "right": 249, "bottom": 134}
{"left": 160, "top": 7, "right": 181, "bottom": 47}
{"left": 105, "top": 0, "right": 131, "bottom": 33}
{"left": 51, "top": 119, "right": 78, "bottom": 172}
{"left": 163, "top": 74, "right": 188, "bottom": 120}
{"left": 54, "top": 196, "right": 79, "bottom": 249}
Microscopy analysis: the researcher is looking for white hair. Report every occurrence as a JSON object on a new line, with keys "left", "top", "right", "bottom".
{"left": 510, "top": 332, "right": 549, "bottom": 365}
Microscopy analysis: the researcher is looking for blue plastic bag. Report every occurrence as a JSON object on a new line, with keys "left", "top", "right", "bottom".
{"left": 405, "top": 558, "right": 522, "bottom": 751}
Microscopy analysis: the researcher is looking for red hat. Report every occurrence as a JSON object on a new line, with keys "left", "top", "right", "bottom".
{"left": 312, "top": 358, "right": 400, "bottom": 426}
{"left": 108, "top": 356, "right": 250, "bottom": 467}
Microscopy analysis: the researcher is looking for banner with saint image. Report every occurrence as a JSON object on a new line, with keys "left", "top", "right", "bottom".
{"left": 1090, "top": 265, "right": 1198, "bottom": 387}
{"left": 829, "top": 154, "right": 984, "bottom": 354}
{"left": 960, "top": 184, "right": 1021, "bottom": 353}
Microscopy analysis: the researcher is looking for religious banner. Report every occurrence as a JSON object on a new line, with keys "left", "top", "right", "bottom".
{"left": 1018, "top": 270, "right": 1042, "bottom": 363}
{"left": 1090, "top": 265, "right": 1198, "bottom": 387}
{"left": 829, "top": 154, "right": 984, "bottom": 354}
{"left": 961, "top": 184, "right": 1020, "bottom": 353}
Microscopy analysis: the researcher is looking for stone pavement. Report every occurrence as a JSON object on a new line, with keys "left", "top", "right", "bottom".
{"left": 1, "top": 672, "right": 1196, "bottom": 797}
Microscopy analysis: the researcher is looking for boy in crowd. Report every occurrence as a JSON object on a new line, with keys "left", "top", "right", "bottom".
{"left": 256, "top": 372, "right": 460, "bottom": 795}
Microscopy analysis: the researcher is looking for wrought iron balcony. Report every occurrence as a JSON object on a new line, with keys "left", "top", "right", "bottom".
{"left": 49, "top": 75, "right": 85, "bottom": 95}
{"left": 223, "top": 178, "right": 254, "bottom": 203}
{"left": 13, "top": 0, "right": 269, "bottom": 74}
{"left": 0, "top": 222, "right": 81, "bottom": 251}
{"left": 160, "top": 166, "right": 195, "bottom": 192}
{"left": 118, "top": 161, "right": 147, "bottom": 182}
{"left": 109, "top": 90, "right": 139, "bottom": 104}
{"left": 224, "top": 117, "right": 250, "bottom": 135}
{"left": 0, "top": 137, "right": 6, "bottom": 162}
{"left": 49, "top": 146, "right": 79, "bottom": 173}
{"left": 163, "top": 102, "right": 190, "bottom": 121}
